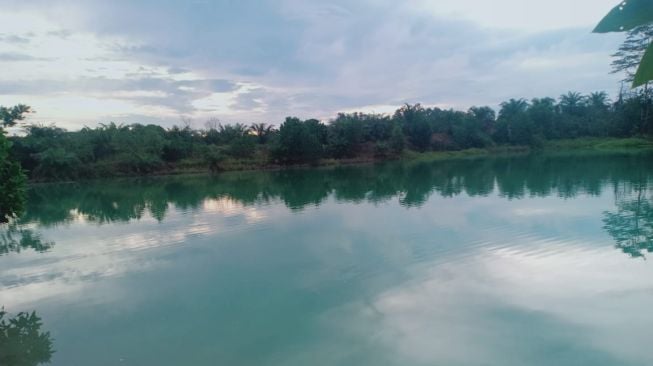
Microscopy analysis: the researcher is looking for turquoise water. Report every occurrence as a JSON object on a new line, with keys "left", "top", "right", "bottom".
{"left": 2, "top": 153, "right": 653, "bottom": 365}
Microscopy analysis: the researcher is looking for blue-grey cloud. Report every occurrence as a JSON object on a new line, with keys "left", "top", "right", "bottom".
{"left": 1, "top": 0, "right": 626, "bottom": 127}
{"left": 0, "top": 76, "right": 238, "bottom": 113}
{"left": 0, "top": 52, "right": 50, "bottom": 61}
{"left": 0, "top": 33, "right": 31, "bottom": 44}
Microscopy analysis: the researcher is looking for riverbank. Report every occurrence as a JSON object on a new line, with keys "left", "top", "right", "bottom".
{"left": 405, "top": 137, "right": 653, "bottom": 162}
{"left": 26, "top": 137, "right": 653, "bottom": 183}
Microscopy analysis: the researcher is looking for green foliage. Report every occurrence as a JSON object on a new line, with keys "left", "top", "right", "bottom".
{"left": 394, "top": 104, "right": 432, "bottom": 152}
{"left": 0, "top": 105, "right": 30, "bottom": 222}
{"left": 249, "top": 123, "right": 276, "bottom": 144}
{"left": 6, "top": 91, "right": 653, "bottom": 181}
{"left": 114, "top": 152, "right": 164, "bottom": 174}
{"left": 162, "top": 125, "right": 196, "bottom": 162}
{"left": 373, "top": 141, "right": 391, "bottom": 158}
{"left": 596, "top": 0, "right": 653, "bottom": 87}
{"left": 272, "top": 117, "right": 325, "bottom": 164}
{"left": 389, "top": 124, "right": 406, "bottom": 154}
{"left": 611, "top": 25, "right": 653, "bottom": 83}
{"left": 451, "top": 113, "right": 493, "bottom": 149}
{"left": 216, "top": 123, "right": 248, "bottom": 144}
{"left": 0, "top": 105, "right": 31, "bottom": 128}
{"left": 227, "top": 136, "right": 256, "bottom": 158}
{"left": 0, "top": 134, "right": 26, "bottom": 223}
{"left": 635, "top": 44, "right": 653, "bottom": 87}
{"left": 594, "top": 0, "right": 653, "bottom": 33}
{"left": 327, "top": 114, "right": 364, "bottom": 158}
{"left": 494, "top": 99, "right": 532, "bottom": 144}
{"left": 32, "top": 147, "right": 82, "bottom": 180}
{"left": 0, "top": 310, "right": 54, "bottom": 366}
{"left": 205, "top": 145, "right": 226, "bottom": 172}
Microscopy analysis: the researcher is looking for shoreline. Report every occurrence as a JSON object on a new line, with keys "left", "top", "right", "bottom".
{"left": 27, "top": 137, "right": 653, "bottom": 185}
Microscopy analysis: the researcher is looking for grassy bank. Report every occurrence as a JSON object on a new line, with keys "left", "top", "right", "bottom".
{"left": 159, "top": 137, "right": 653, "bottom": 173}
{"left": 388, "top": 137, "right": 653, "bottom": 165}
{"left": 25, "top": 137, "right": 653, "bottom": 182}
{"left": 543, "top": 137, "right": 653, "bottom": 151}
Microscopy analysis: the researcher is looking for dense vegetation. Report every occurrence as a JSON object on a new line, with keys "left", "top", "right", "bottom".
{"left": 595, "top": 0, "right": 653, "bottom": 87}
{"left": 4, "top": 89, "right": 653, "bottom": 182}
{"left": 0, "top": 105, "right": 30, "bottom": 222}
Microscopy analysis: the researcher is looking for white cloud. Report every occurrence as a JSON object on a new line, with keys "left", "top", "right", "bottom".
{"left": 414, "top": 0, "right": 618, "bottom": 31}
{"left": 0, "top": 0, "right": 628, "bottom": 127}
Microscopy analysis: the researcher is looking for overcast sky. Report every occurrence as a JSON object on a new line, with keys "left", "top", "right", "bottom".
{"left": 0, "top": 0, "right": 625, "bottom": 129}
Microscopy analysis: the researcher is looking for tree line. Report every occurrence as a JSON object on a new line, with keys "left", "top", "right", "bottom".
{"left": 2, "top": 89, "right": 653, "bottom": 183}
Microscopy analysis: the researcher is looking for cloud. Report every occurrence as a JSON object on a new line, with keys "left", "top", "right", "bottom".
{"left": 0, "top": 0, "right": 627, "bottom": 127}
{"left": 0, "top": 33, "right": 32, "bottom": 44}
{"left": 0, "top": 52, "right": 51, "bottom": 61}
{"left": 413, "top": 0, "right": 618, "bottom": 31}
{"left": 0, "top": 77, "right": 238, "bottom": 112}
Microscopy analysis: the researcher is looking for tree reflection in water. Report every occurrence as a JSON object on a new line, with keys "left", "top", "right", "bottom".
{"left": 0, "top": 309, "right": 54, "bottom": 366}
{"left": 603, "top": 181, "right": 653, "bottom": 258}
{"left": 0, "top": 222, "right": 54, "bottom": 256}
{"left": 9, "top": 152, "right": 653, "bottom": 260}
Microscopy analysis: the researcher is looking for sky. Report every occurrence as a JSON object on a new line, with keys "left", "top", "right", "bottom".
{"left": 0, "top": 0, "right": 626, "bottom": 129}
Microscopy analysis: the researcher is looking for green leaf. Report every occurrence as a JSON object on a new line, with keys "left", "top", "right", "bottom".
{"left": 594, "top": 0, "right": 653, "bottom": 33}
{"left": 633, "top": 43, "right": 653, "bottom": 87}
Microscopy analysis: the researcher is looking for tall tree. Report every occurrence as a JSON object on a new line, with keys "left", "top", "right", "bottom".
{"left": 272, "top": 117, "right": 324, "bottom": 164}
{"left": 588, "top": 91, "right": 610, "bottom": 110}
{"left": 0, "top": 105, "right": 31, "bottom": 223}
{"left": 394, "top": 104, "right": 432, "bottom": 152}
{"left": 611, "top": 25, "right": 653, "bottom": 84}
{"left": 595, "top": 0, "right": 653, "bottom": 87}
{"left": 0, "top": 105, "right": 31, "bottom": 128}
{"left": 249, "top": 123, "right": 275, "bottom": 144}
{"left": 494, "top": 99, "right": 534, "bottom": 145}
{"left": 559, "top": 92, "right": 586, "bottom": 115}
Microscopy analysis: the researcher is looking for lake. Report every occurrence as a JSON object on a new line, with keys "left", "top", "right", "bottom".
{"left": 2, "top": 152, "right": 653, "bottom": 366}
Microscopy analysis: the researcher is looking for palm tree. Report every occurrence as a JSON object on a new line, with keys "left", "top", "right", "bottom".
{"left": 588, "top": 91, "right": 610, "bottom": 110}
{"left": 559, "top": 92, "right": 586, "bottom": 114}
{"left": 495, "top": 99, "right": 530, "bottom": 144}
{"left": 215, "top": 123, "right": 249, "bottom": 144}
{"left": 498, "top": 99, "right": 529, "bottom": 120}
{"left": 530, "top": 97, "right": 556, "bottom": 109}
{"left": 0, "top": 104, "right": 31, "bottom": 127}
{"left": 468, "top": 106, "right": 496, "bottom": 133}
{"left": 249, "top": 123, "right": 276, "bottom": 144}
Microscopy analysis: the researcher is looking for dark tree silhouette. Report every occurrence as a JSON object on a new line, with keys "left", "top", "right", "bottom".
{"left": 0, "top": 309, "right": 54, "bottom": 366}
{"left": 603, "top": 183, "right": 653, "bottom": 258}
{"left": 0, "top": 105, "right": 31, "bottom": 223}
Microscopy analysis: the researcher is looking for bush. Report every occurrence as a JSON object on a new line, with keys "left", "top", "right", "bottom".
{"left": 0, "top": 134, "right": 26, "bottom": 222}
{"left": 114, "top": 153, "right": 164, "bottom": 174}
{"left": 327, "top": 116, "right": 363, "bottom": 158}
{"left": 227, "top": 136, "right": 256, "bottom": 158}
{"left": 272, "top": 117, "right": 324, "bottom": 164}
{"left": 374, "top": 141, "right": 391, "bottom": 158}
{"left": 32, "top": 147, "right": 82, "bottom": 180}
{"left": 389, "top": 124, "right": 406, "bottom": 154}
{"left": 205, "top": 146, "right": 226, "bottom": 172}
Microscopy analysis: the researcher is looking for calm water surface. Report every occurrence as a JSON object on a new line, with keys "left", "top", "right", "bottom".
{"left": 2, "top": 153, "right": 653, "bottom": 365}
